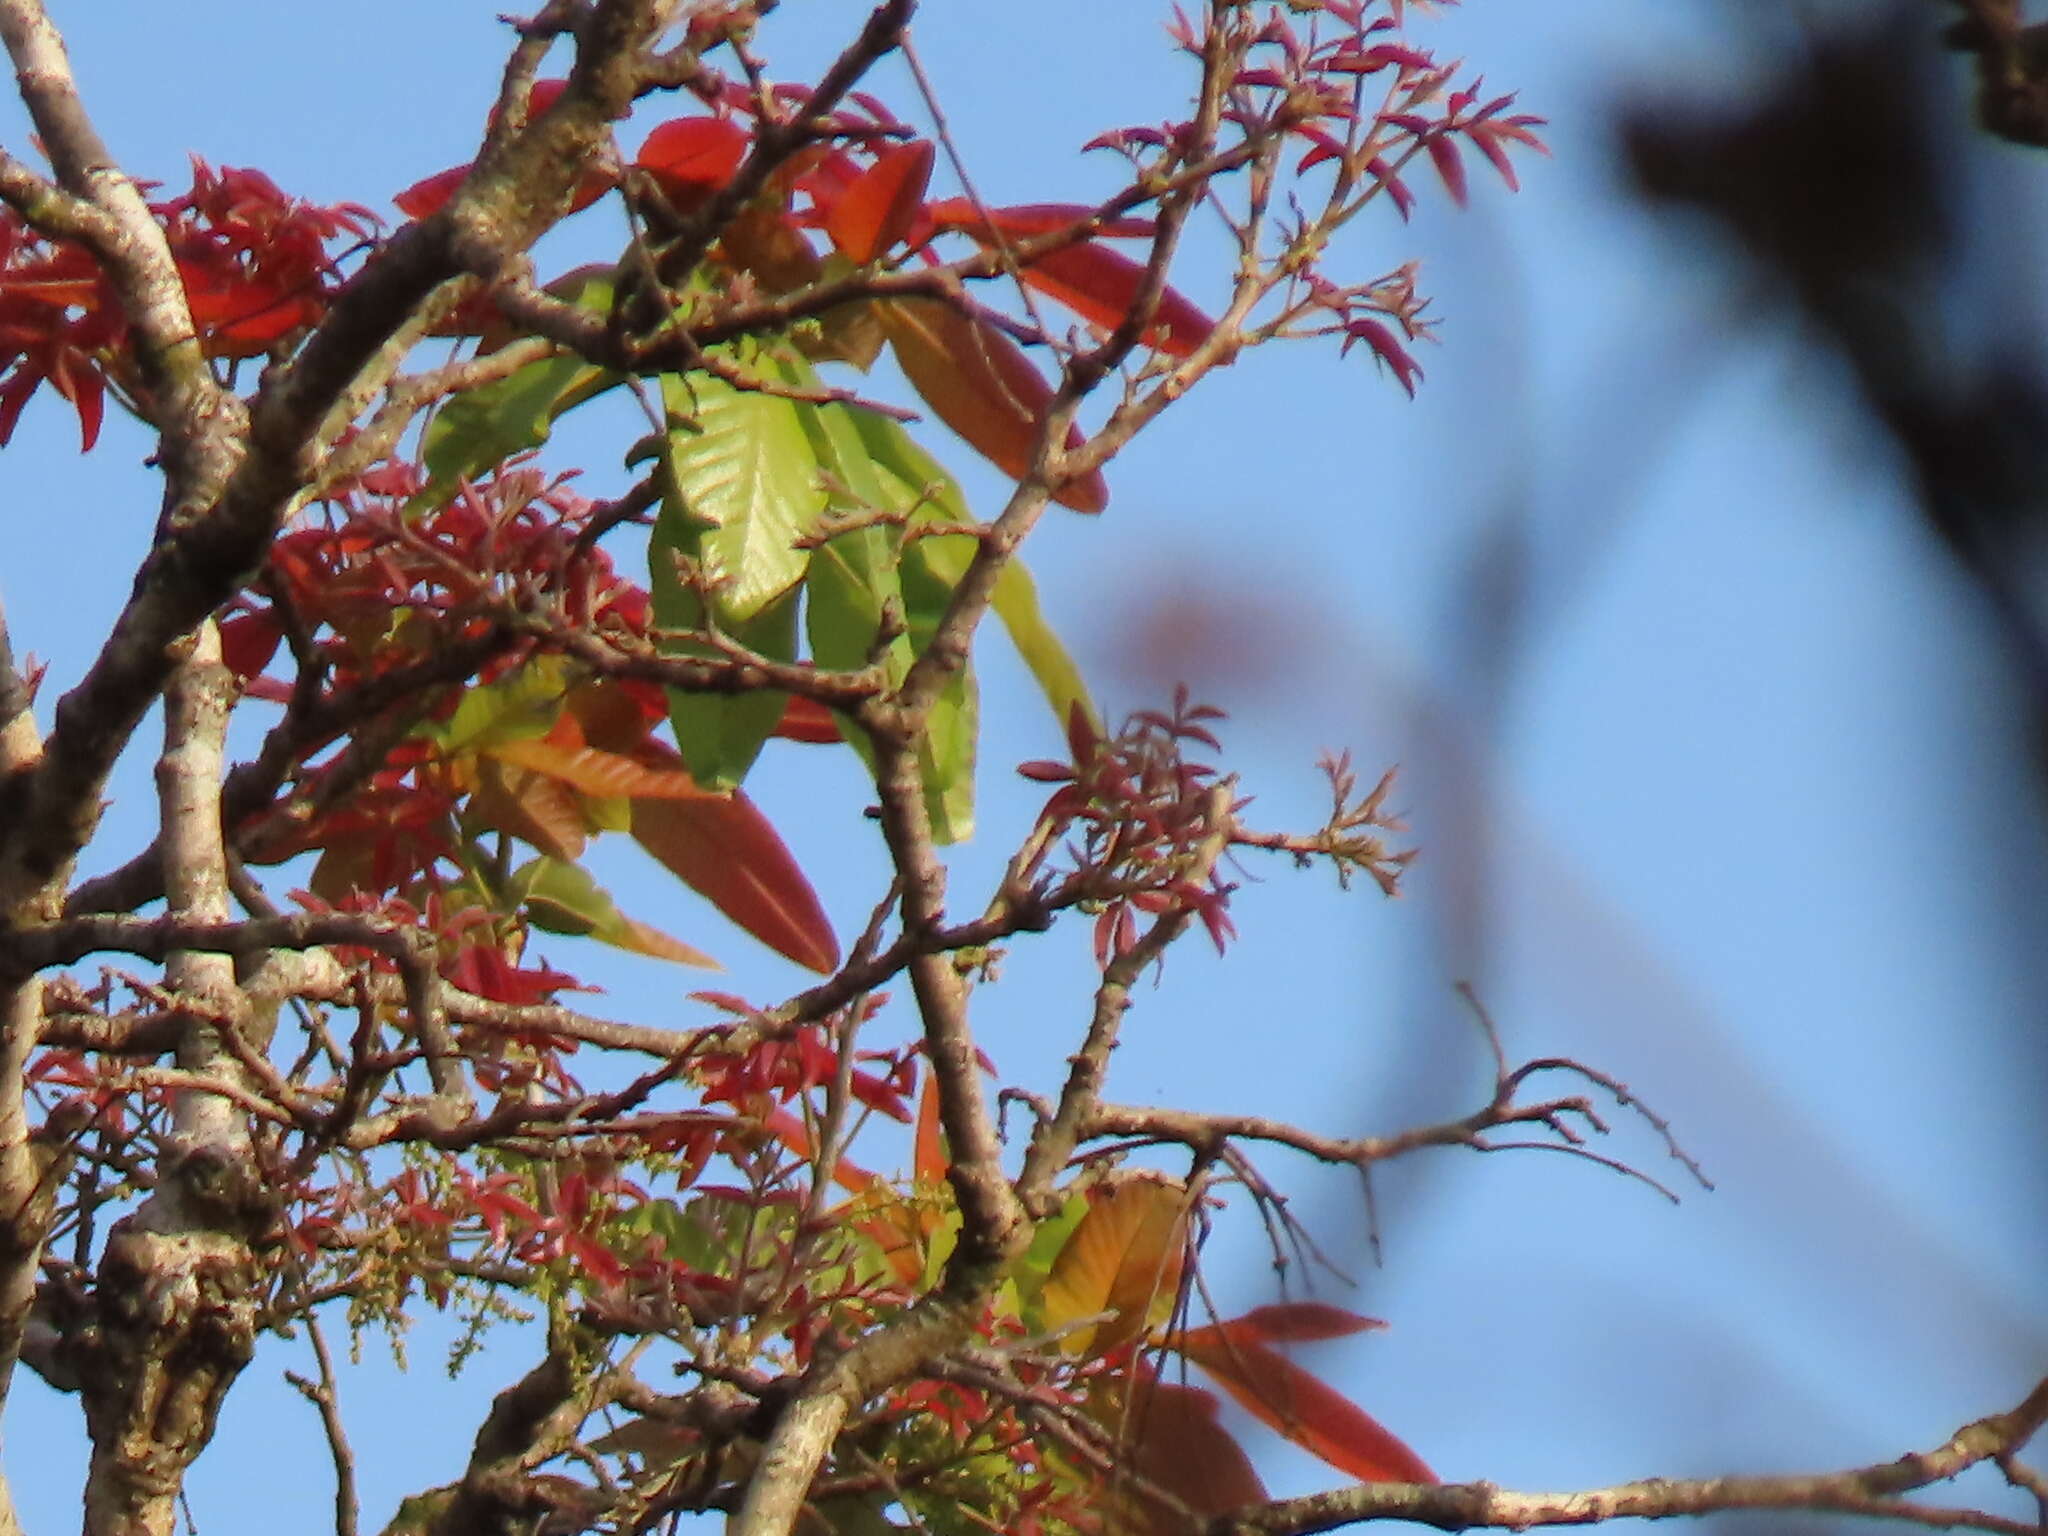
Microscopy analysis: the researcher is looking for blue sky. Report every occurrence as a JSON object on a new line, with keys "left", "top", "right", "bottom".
{"left": 2, "top": 2, "right": 2043, "bottom": 1531}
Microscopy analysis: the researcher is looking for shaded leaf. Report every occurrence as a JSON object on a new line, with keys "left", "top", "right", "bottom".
{"left": 420, "top": 268, "right": 619, "bottom": 494}
{"left": 469, "top": 758, "right": 589, "bottom": 862}
{"left": 651, "top": 583, "right": 799, "bottom": 792}
{"left": 789, "top": 369, "right": 978, "bottom": 843}
{"left": 1086, "top": 1362, "right": 1268, "bottom": 1535}
{"left": 515, "top": 856, "right": 717, "bottom": 967}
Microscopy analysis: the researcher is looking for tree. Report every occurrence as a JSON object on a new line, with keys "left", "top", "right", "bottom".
{"left": 0, "top": 4, "right": 2038, "bottom": 1536}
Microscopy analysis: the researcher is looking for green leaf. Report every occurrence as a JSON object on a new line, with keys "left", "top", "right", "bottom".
{"left": 649, "top": 361, "right": 828, "bottom": 790}
{"left": 990, "top": 558, "right": 1095, "bottom": 737}
{"left": 650, "top": 581, "right": 798, "bottom": 792}
{"left": 512, "top": 855, "right": 717, "bottom": 968}
{"left": 789, "top": 363, "right": 910, "bottom": 680}
{"left": 419, "top": 268, "right": 621, "bottom": 499}
{"left": 1014, "top": 1190, "right": 1092, "bottom": 1332}
{"left": 654, "top": 367, "right": 823, "bottom": 623}
{"left": 848, "top": 405, "right": 1095, "bottom": 737}
{"left": 801, "top": 389, "right": 981, "bottom": 841}
{"left": 421, "top": 353, "right": 612, "bottom": 489}
{"left": 430, "top": 657, "right": 571, "bottom": 755}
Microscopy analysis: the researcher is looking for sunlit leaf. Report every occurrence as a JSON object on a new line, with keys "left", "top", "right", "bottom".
{"left": 648, "top": 362, "right": 823, "bottom": 789}
{"left": 1002, "top": 241, "right": 1213, "bottom": 359}
{"left": 913, "top": 1070, "right": 945, "bottom": 1185}
{"left": 1040, "top": 1174, "right": 1189, "bottom": 1356}
{"left": 1207, "top": 1302, "right": 1387, "bottom": 1344}
{"left": 925, "top": 199, "right": 1160, "bottom": 241}
{"left": 1012, "top": 1189, "right": 1090, "bottom": 1329}
{"left": 432, "top": 660, "right": 571, "bottom": 755}
{"left": 653, "top": 366, "right": 824, "bottom": 623}
{"left": 824, "top": 140, "right": 935, "bottom": 263}
{"left": 635, "top": 115, "right": 749, "bottom": 195}
{"left": 850, "top": 403, "right": 1095, "bottom": 736}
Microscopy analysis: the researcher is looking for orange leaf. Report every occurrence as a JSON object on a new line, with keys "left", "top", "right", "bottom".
{"left": 877, "top": 296, "right": 1107, "bottom": 514}
{"left": 486, "top": 735, "right": 715, "bottom": 801}
{"left": 1175, "top": 1323, "right": 1435, "bottom": 1484}
{"left": 913, "top": 1071, "right": 946, "bottom": 1185}
{"left": 612, "top": 916, "right": 719, "bottom": 969}
{"left": 1040, "top": 1174, "right": 1188, "bottom": 1356}
{"left": 630, "top": 788, "right": 840, "bottom": 974}
{"left": 825, "top": 140, "right": 935, "bottom": 264}
{"left": 471, "top": 758, "right": 589, "bottom": 862}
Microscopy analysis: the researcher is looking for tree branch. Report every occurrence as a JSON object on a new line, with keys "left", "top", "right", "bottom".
{"left": 1217, "top": 1374, "right": 2048, "bottom": 1536}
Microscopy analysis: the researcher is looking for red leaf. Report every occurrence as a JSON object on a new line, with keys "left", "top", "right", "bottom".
{"left": 1341, "top": 316, "right": 1423, "bottom": 397}
{"left": 824, "top": 140, "right": 935, "bottom": 264}
{"left": 925, "top": 199, "right": 1158, "bottom": 241}
{"left": 636, "top": 116, "right": 750, "bottom": 197}
{"left": 878, "top": 297, "right": 1107, "bottom": 514}
{"left": 1213, "top": 1302, "right": 1386, "bottom": 1344}
{"left": 394, "top": 164, "right": 470, "bottom": 219}
{"left": 931, "top": 209, "right": 1213, "bottom": 359}
{"left": 1424, "top": 133, "right": 1468, "bottom": 207}
{"left": 1027, "top": 244, "right": 1213, "bottom": 358}
{"left": 218, "top": 611, "right": 283, "bottom": 682}
{"left": 772, "top": 695, "right": 842, "bottom": 744}
{"left": 629, "top": 765, "right": 840, "bottom": 974}
{"left": 1175, "top": 1323, "right": 1435, "bottom": 1484}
